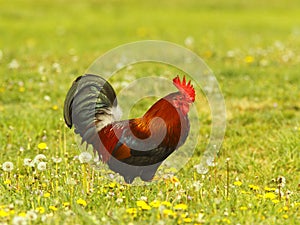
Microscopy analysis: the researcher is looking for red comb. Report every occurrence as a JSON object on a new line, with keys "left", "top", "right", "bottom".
{"left": 173, "top": 75, "right": 195, "bottom": 102}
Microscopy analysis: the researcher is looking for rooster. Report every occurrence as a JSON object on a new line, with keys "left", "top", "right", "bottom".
{"left": 64, "top": 74, "right": 195, "bottom": 183}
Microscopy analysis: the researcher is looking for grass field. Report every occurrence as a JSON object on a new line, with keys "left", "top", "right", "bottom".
{"left": 0, "top": 0, "right": 300, "bottom": 224}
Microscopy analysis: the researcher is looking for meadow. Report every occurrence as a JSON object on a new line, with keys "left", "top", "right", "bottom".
{"left": 0, "top": 0, "right": 299, "bottom": 224}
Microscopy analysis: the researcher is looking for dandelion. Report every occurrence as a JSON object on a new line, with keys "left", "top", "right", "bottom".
{"left": 126, "top": 208, "right": 137, "bottom": 214}
{"left": 38, "top": 65, "right": 46, "bottom": 75}
{"left": 150, "top": 200, "right": 161, "bottom": 208}
{"left": 34, "top": 154, "right": 47, "bottom": 163}
{"left": 12, "top": 216, "right": 27, "bottom": 225}
{"left": 161, "top": 201, "right": 172, "bottom": 207}
{"left": 26, "top": 211, "right": 37, "bottom": 221}
{"left": 264, "top": 192, "right": 277, "bottom": 200}
{"left": 170, "top": 176, "right": 180, "bottom": 184}
{"left": 183, "top": 217, "right": 192, "bottom": 223}
{"left": 24, "top": 158, "right": 34, "bottom": 167}
{"left": 0, "top": 209, "right": 9, "bottom": 217}
{"left": 19, "top": 87, "right": 25, "bottom": 92}
{"left": 282, "top": 214, "right": 288, "bottom": 219}
{"left": 51, "top": 156, "right": 62, "bottom": 163}
{"left": 37, "top": 162, "right": 47, "bottom": 171}
{"left": 248, "top": 184, "right": 260, "bottom": 191}
{"left": 136, "top": 200, "right": 151, "bottom": 210}
{"left": 43, "top": 192, "right": 50, "bottom": 198}
{"left": 52, "top": 105, "right": 58, "bottom": 110}
{"left": 78, "top": 152, "right": 92, "bottom": 163}
{"left": 174, "top": 203, "right": 188, "bottom": 210}
{"left": 37, "top": 143, "right": 48, "bottom": 150}
{"left": 162, "top": 209, "right": 176, "bottom": 217}
{"left": 43, "top": 96, "right": 51, "bottom": 102}
{"left": 234, "top": 181, "right": 242, "bottom": 186}
{"left": 2, "top": 162, "right": 14, "bottom": 172}
{"left": 116, "top": 198, "right": 123, "bottom": 204}
{"left": 108, "top": 182, "right": 117, "bottom": 189}
{"left": 4, "top": 179, "right": 11, "bottom": 185}
{"left": 184, "top": 36, "right": 194, "bottom": 48}
{"left": 76, "top": 198, "right": 87, "bottom": 207}
{"left": 8, "top": 59, "right": 20, "bottom": 70}
{"left": 140, "top": 196, "right": 148, "bottom": 201}
{"left": 35, "top": 207, "right": 45, "bottom": 214}
{"left": 239, "top": 206, "right": 248, "bottom": 211}
{"left": 277, "top": 176, "right": 286, "bottom": 187}
{"left": 52, "top": 63, "right": 61, "bottom": 73}
{"left": 264, "top": 186, "right": 276, "bottom": 192}
{"left": 244, "top": 56, "right": 254, "bottom": 64}
{"left": 49, "top": 206, "right": 58, "bottom": 211}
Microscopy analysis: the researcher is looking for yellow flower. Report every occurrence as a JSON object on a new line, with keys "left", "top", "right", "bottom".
{"left": 19, "top": 87, "right": 25, "bottom": 92}
{"left": 49, "top": 206, "right": 58, "bottom": 211}
{"left": 43, "top": 192, "right": 51, "bottom": 198}
{"left": 36, "top": 207, "right": 45, "bottom": 214}
{"left": 108, "top": 182, "right": 117, "bottom": 188}
{"left": 163, "top": 209, "right": 176, "bottom": 217}
{"left": 248, "top": 184, "right": 259, "bottom": 191}
{"left": 264, "top": 192, "right": 277, "bottom": 200}
{"left": 272, "top": 199, "right": 280, "bottom": 204}
{"left": 52, "top": 105, "right": 58, "bottom": 110}
{"left": 233, "top": 181, "right": 242, "bottom": 186}
{"left": 4, "top": 179, "right": 11, "bottom": 185}
{"left": 76, "top": 198, "right": 87, "bottom": 207}
{"left": 126, "top": 208, "right": 137, "bottom": 214}
{"left": 282, "top": 206, "right": 289, "bottom": 211}
{"left": 0, "top": 210, "right": 9, "bottom": 217}
{"left": 244, "top": 56, "right": 254, "bottom": 64}
{"left": 174, "top": 203, "right": 188, "bottom": 210}
{"left": 149, "top": 200, "right": 161, "bottom": 208}
{"left": 170, "top": 176, "right": 180, "bottom": 184}
{"left": 161, "top": 201, "right": 172, "bottom": 207}
{"left": 222, "top": 218, "right": 231, "bottom": 224}
{"left": 136, "top": 200, "right": 151, "bottom": 210}
{"left": 38, "top": 142, "right": 48, "bottom": 150}
{"left": 63, "top": 202, "right": 70, "bottom": 207}
{"left": 183, "top": 217, "right": 192, "bottom": 223}
{"left": 18, "top": 212, "right": 26, "bottom": 217}
{"left": 264, "top": 186, "right": 276, "bottom": 192}
{"left": 282, "top": 214, "right": 288, "bottom": 219}
{"left": 239, "top": 206, "right": 248, "bottom": 211}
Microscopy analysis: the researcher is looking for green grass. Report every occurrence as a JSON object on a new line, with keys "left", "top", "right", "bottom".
{"left": 0, "top": 0, "right": 300, "bottom": 224}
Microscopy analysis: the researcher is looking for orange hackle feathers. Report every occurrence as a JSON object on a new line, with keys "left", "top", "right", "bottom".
{"left": 173, "top": 75, "right": 195, "bottom": 102}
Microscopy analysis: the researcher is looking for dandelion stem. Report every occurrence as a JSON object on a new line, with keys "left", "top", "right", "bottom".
{"left": 226, "top": 158, "right": 230, "bottom": 199}
{"left": 82, "top": 163, "right": 88, "bottom": 194}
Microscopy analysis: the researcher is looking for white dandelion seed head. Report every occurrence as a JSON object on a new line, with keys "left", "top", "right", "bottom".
{"left": 51, "top": 156, "right": 62, "bottom": 163}
{"left": 23, "top": 158, "right": 32, "bottom": 166}
{"left": 140, "top": 196, "right": 148, "bottom": 201}
{"left": 2, "top": 161, "right": 14, "bottom": 172}
{"left": 184, "top": 36, "right": 195, "bottom": 48}
{"left": 38, "top": 65, "right": 46, "bottom": 75}
{"left": 34, "top": 154, "right": 47, "bottom": 164}
{"left": 12, "top": 216, "right": 27, "bottom": 225}
{"left": 52, "top": 62, "right": 61, "bottom": 73}
{"left": 8, "top": 59, "right": 20, "bottom": 70}
{"left": 43, "top": 95, "right": 51, "bottom": 102}
{"left": 78, "top": 152, "right": 92, "bottom": 163}
{"left": 37, "top": 162, "right": 47, "bottom": 171}
{"left": 277, "top": 176, "right": 286, "bottom": 187}
{"left": 116, "top": 198, "right": 123, "bottom": 204}
{"left": 26, "top": 210, "right": 38, "bottom": 221}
